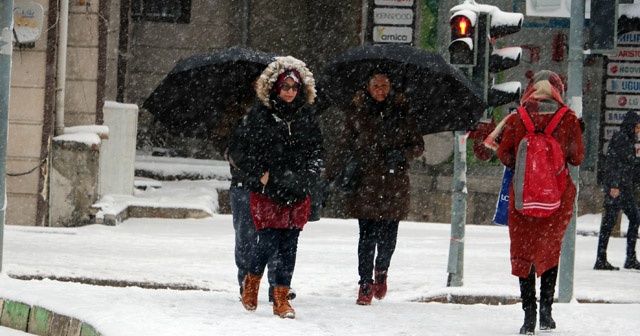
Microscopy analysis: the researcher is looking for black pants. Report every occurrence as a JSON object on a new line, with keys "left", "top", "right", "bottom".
{"left": 248, "top": 228, "right": 300, "bottom": 287}
{"left": 358, "top": 218, "right": 399, "bottom": 282}
{"left": 598, "top": 192, "right": 640, "bottom": 260}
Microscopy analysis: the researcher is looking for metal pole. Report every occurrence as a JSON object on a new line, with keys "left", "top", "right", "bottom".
{"left": 0, "top": 0, "right": 14, "bottom": 273}
{"left": 558, "top": 0, "right": 584, "bottom": 303}
{"left": 55, "top": 0, "right": 69, "bottom": 136}
{"left": 447, "top": 130, "right": 467, "bottom": 287}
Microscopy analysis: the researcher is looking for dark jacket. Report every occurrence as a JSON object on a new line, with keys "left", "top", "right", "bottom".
{"left": 325, "top": 90, "right": 424, "bottom": 221}
{"left": 603, "top": 110, "right": 640, "bottom": 195}
{"left": 229, "top": 99, "right": 323, "bottom": 207}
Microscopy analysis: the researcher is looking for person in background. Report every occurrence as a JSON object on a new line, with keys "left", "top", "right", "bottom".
{"left": 229, "top": 56, "right": 322, "bottom": 319}
{"left": 496, "top": 70, "right": 584, "bottom": 335}
{"left": 594, "top": 110, "right": 640, "bottom": 271}
{"left": 324, "top": 71, "right": 424, "bottom": 306}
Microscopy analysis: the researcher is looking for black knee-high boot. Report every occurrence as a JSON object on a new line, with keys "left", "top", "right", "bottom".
{"left": 519, "top": 267, "right": 537, "bottom": 335}
{"left": 539, "top": 266, "right": 558, "bottom": 330}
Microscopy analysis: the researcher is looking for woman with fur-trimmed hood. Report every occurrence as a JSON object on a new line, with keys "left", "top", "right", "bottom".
{"left": 497, "top": 70, "right": 584, "bottom": 335}
{"left": 229, "top": 56, "right": 322, "bottom": 319}
{"left": 324, "top": 71, "right": 424, "bottom": 306}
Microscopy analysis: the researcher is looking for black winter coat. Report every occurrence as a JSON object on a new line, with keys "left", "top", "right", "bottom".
{"left": 603, "top": 110, "right": 640, "bottom": 195}
{"left": 229, "top": 101, "right": 323, "bottom": 206}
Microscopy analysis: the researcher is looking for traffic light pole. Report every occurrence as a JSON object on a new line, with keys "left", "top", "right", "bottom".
{"left": 472, "top": 13, "right": 490, "bottom": 121}
{"left": 448, "top": 14, "right": 490, "bottom": 287}
{"left": 0, "top": 0, "right": 14, "bottom": 273}
{"left": 446, "top": 1, "right": 523, "bottom": 288}
{"left": 447, "top": 128, "right": 468, "bottom": 287}
{"left": 558, "top": 0, "right": 584, "bottom": 304}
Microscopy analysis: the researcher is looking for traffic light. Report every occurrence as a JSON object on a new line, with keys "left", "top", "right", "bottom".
{"left": 589, "top": 0, "right": 618, "bottom": 53}
{"left": 449, "top": 9, "right": 477, "bottom": 67}
{"left": 475, "top": 9, "right": 524, "bottom": 110}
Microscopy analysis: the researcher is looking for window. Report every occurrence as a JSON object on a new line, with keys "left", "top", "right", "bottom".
{"left": 132, "top": 0, "right": 191, "bottom": 24}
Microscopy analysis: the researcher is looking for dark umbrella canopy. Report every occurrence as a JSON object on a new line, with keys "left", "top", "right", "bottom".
{"left": 142, "top": 45, "right": 276, "bottom": 138}
{"left": 320, "top": 44, "right": 487, "bottom": 135}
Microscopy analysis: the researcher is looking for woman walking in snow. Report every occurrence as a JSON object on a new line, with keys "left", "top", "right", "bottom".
{"left": 325, "top": 71, "right": 424, "bottom": 306}
{"left": 496, "top": 70, "right": 584, "bottom": 335}
{"left": 213, "top": 90, "right": 288, "bottom": 302}
{"left": 229, "top": 56, "right": 322, "bottom": 319}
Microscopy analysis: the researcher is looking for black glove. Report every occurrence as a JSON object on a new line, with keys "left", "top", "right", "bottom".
{"left": 386, "top": 149, "right": 406, "bottom": 164}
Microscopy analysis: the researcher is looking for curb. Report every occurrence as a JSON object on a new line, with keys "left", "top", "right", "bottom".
{"left": 0, "top": 298, "right": 101, "bottom": 336}
{"left": 415, "top": 293, "right": 640, "bottom": 305}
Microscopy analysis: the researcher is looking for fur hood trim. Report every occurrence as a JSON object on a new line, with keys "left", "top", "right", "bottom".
{"left": 256, "top": 56, "right": 316, "bottom": 108}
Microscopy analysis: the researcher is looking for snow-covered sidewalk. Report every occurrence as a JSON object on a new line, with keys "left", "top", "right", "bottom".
{"left": 1, "top": 211, "right": 639, "bottom": 335}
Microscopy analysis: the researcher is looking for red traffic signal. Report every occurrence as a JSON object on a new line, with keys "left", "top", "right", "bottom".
{"left": 451, "top": 16, "right": 472, "bottom": 39}
{"left": 449, "top": 10, "right": 477, "bottom": 67}
{"left": 450, "top": 10, "right": 476, "bottom": 39}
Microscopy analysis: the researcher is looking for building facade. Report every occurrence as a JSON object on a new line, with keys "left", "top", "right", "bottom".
{"left": 6, "top": 0, "right": 617, "bottom": 226}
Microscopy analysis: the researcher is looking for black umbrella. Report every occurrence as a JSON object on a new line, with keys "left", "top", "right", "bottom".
{"left": 320, "top": 44, "right": 487, "bottom": 135}
{"left": 142, "top": 45, "right": 276, "bottom": 138}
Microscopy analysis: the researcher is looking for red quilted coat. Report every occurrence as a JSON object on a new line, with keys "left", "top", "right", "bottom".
{"left": 497, "top": 74, "right": 585, "bottom": 278}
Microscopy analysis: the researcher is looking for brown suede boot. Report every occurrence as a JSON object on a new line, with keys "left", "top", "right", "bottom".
{"left": 373, "top": 269, "right": 388, "bottom": 300}
{"left": 356, "top": 281, "right": 374, "bottom": 305}
{"left": 273, "top": 286, "right": 295, "bottom": 319}
{"left": 241, "top": 273, "right": 262, "bottom": 311}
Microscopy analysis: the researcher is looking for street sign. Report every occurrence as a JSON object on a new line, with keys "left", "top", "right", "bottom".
{"left": 606, "top": 78, "right": 640, "bottom": 93}
{"left": 605, "top": 110, "right": 630, "bottom": 124}
{"left": 618, "top": 32, "right": 640, "bottom": 46}
{"left": 373, "top": 26, "right": 412, "bottom": 43}
{"left": 367, "top": 0, "right": 416, "bottom": 46}
{"left": 605, "top": 94, "right": 640, "bottom": 108}
{"left": 608, "top": 48, "right": 640, "bottom": 60}
{"left": 373, "top": 8, "right": 414, "bottom": 25}
{"left": 375, "top": 0, "right": 413, "bottom": 7}
{"left": 607, "top": 62, "right": 640, "bottom": 77}
{"left": 604, "top": 126, "right": 619, "bottom": 140}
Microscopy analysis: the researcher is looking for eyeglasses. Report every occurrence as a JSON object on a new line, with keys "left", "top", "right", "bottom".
{"left": 279, "top": 83, "right": 300, "bottom": 92}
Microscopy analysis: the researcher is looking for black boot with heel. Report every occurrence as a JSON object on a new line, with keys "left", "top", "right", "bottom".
{"left": 539, "top": 266, "right": 558, "bottom": 330}
{"left": 519, "top": 267, "right": 537, "bottom": 335}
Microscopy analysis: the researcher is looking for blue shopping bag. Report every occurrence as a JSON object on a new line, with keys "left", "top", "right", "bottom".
{"left": 493, "top": 166, "right": 513, "bottom": 226}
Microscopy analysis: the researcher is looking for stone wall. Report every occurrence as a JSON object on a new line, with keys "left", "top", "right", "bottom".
{"left": 49, "top": 138, "right": 100, "bottom": 227}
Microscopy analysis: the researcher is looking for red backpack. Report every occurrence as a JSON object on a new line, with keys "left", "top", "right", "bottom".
{"left": 513, "top": 106, "right": 569, "bottom": 217}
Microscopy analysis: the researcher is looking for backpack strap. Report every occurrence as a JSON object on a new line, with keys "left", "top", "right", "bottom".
{"left": 517, "top": 106, "right": 570, "bottom": 135}
{"left": 516, "top": 106, "right": 536, "bottom": 134}
{"left": 543, "top": 106, "right": 569, "bottom": 135}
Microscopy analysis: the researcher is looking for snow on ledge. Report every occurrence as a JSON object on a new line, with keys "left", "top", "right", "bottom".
{"left": 53, "top": 132, "right": 102, "bottom": 147}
